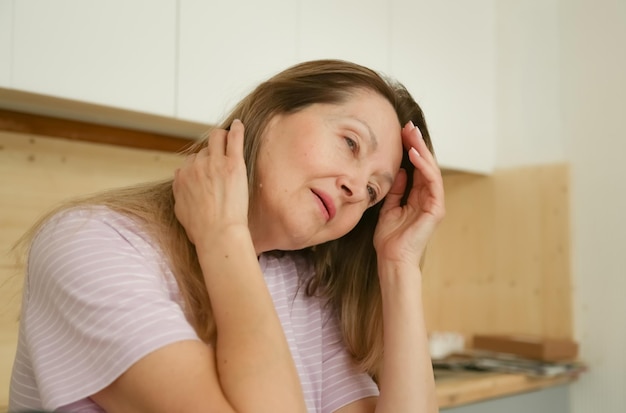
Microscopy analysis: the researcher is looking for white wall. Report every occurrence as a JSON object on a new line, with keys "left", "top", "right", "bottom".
{"left": 560, "top": 1, "right": 626, "bottom": 412}
{"left": 495, "top": 0, "right": 626, "bottom": 411}
{"left": 0, "top": 0, "right": 13, "bottom": 86}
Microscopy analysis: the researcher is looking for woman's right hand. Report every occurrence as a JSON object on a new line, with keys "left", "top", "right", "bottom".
{"left": 169, "top": 119, "right": 307, "bottom": 413}
{"left": 172, "top": 120, "right": 250, "bottom": 246}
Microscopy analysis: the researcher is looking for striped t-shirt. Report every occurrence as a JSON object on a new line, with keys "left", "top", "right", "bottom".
{"left": 9, "top": 207, "right": 378, "bottom": 412}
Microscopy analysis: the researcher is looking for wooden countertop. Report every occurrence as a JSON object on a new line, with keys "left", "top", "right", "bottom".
{"left": 435, "top": 369, "right": 577, "bottom": 409}
{"left": 0, "top": 350, "right": 576, "bottom": 412}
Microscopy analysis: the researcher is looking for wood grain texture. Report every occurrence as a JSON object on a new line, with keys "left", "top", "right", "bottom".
{"left": 0, "top": 131, "right": 183, "bottom": 406}
{"left": 0, "top": 129, "right": 573, "bottom": 409}
{"left": 435, "top": 370, "right": 576, "bottom": 408}
{"left": 0, "top": 109, "right": 198, "bottom": 153}
{"left": 423, "top": 164, "right": 573, "bottom": 342}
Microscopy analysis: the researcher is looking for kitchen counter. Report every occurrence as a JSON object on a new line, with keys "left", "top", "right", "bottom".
{"left": 0, "top": 345, "right": 576, "bottom": 412}
{"left": 435, "top": 369, "right": 577, "bottom": 409}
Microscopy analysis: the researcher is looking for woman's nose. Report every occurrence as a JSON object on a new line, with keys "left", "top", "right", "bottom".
{"left": 338, "top": 175, "right": 367, "bottom": 202}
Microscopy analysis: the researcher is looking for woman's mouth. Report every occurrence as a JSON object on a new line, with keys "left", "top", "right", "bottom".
{"left": 312, "top": 189, "right": 336, "bottom": 221}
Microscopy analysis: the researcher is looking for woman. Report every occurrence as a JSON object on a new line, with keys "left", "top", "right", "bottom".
{"left": 9, "top": 59, "right": 444, "bottom": 413}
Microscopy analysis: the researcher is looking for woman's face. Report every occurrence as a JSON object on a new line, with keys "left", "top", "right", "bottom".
{"left": 250, "top": 89, "right": 403, "bottom": 253}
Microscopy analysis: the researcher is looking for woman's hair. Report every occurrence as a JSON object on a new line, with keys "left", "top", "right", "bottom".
{"left": 19, "top": 59, "right": 433, "bottom": 379}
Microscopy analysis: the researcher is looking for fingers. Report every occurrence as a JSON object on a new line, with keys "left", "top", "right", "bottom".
{"left": 410, "top": 147, "right": 441, "bottom": 190}
{"left": 402, "top": 121, "right": 435, "bottom": 166}
{"left": 176, "top": 119, "right": 246, "bottom": 187}
{"left": 402, "top": 121, "right": 445, "bottom": 218}
{"left": 172, "top": 119, "right": 250, "bottom": 245}
{"left": 402, "top": 122, "right": 441, "bottom": 183}
{"left": 206, "top": 119, "right": 245, "bottom": 157}
{"left": 379, "top": 168, "right": 408, "bottom": 214}
{"left": 207, "top": 127, "right": 227, "bottom": 156}
{"left": 226, "top": 119, "right": 245, "bottom": 158}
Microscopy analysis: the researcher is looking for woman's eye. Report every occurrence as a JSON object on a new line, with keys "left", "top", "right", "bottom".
{"left": 344, "top": 136, "right": 358, "bottom": 152}
{"left": 367, "top": 186, "right": 377, "bottom": 203}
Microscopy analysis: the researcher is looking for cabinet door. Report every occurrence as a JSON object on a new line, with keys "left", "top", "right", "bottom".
{"left": 391, "top": 0, "right": 496, "bottom": 174}
{"left": 299, "top": 0, "right": 390, "bottom": 75}
{"left": 177, "top": 0, "right": 298, "bottom": 125}
{"left": 12, "top": 1, "right": 177, "bottom": 117}
{"left": 0, "top": 0, "right": 13, "bottom": 87}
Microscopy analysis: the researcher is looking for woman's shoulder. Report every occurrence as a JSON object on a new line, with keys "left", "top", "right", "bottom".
{"left": 29, "top": 205, "right": 166, "bottom": 277}
{"left": 35, "top": 205, "right": 152, "bottom": 250}
{"left": 41, "top": 205, "right": 141, "bottom": 233}
{"left": 26, "top": 205, "right": 178, "bottom": 303}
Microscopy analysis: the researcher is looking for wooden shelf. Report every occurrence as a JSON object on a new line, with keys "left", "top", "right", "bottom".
{"left": 435, "top": 369, "right": 577, "bottom": 409}
{"left": 0, "top": 88, "right": 209, "bottom": 153}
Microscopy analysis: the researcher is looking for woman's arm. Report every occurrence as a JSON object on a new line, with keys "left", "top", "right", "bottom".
{"left": 94, "top": 121, "right": 306, "bottom": 413}
{"left": 369, "top": 121, "right": 444, "bottom": 413}
{"left": 194, "top": 228, "right": 306, "bottom": 413}
{"left": 172, "top": 119, "right": 306, "bottom": 413}
{"left": 374, "top": 263, "right": 437, "bottom": 413}
{"left": 335, "top": 264, "right": 434, "bottom": 413}
{"left": 91, "top": 340, "right": 236, "bottom": 413}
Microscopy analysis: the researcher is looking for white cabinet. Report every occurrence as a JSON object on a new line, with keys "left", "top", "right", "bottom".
{"left": 3, "top": 0, "right": 497, "bottom": 174}
{"left": 0, "top": 0, "right": 13, "bottom": 87}
{"left": 298, "top": 0, "right": 391, "bottom": 76}
{"left": 177, "top": 0, "right": 392, "bottom": 125}
{"left": 390, "top": 0, "right": 496, "bottom": 174}
{"left": 11, "top": 0, "right": 177, "bottom": 117}
{"left": 177, "top": 0, "right": 496, "bottom": 173}
{"left": 176, "top": 0, "right": 299, "bottom": 125}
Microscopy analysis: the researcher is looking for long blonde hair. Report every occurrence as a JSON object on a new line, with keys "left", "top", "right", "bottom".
{"left": 20, "top": 60, "right": 433, "bottom": 378}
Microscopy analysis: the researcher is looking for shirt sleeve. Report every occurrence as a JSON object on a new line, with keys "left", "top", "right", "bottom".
{"left": 22, "top": 208, "right": 200, "bottom": 410}
{"left": 320, "top": 312, "right": 379, "bottom": 413}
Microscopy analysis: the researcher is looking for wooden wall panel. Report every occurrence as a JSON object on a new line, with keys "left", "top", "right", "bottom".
{"left": 0, "top": 129, "right": 573, "bottom": 408}
{"left": 493, "top": 166, "right": 572, "bottom": 339}
{"left": 0, "top": 131, "right": 183, "bottom": 406}
{"left": 422, "top": 172, "right": 496, "bottom": 339}
{"left": 423, "top": 164, "right": 573, "bottom": 343}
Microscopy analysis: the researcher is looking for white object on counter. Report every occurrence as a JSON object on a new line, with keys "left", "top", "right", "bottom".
{"left": 429, "top": 331, "right": 465, "bottom": 360}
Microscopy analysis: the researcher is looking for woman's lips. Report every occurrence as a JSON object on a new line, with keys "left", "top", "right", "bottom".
{"left": 312, "top": 189, "right": 336, "bottom": 221}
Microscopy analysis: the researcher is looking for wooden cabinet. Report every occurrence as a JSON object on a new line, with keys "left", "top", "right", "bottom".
{"left": 176, "top": 0, "right": 299, "bottom": 125}
{"left": 10, "top": 0, "right": 177, "bottom": 117}
{"left": 390, "top": 0, "right": 496, "bottom": 173}
{"left": 0, "top": 0, "right": 12, "bottom": 87}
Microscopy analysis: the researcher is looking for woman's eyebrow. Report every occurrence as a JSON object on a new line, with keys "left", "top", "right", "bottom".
{"left": 354, "top": 118, "right": 378, "bottom": 150}
{"left": 353, "top": 118, "right": 397, "bottom": 186}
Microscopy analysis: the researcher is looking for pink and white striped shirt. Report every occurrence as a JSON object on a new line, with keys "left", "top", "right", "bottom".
{"left": 9, "top": 207, "right": 378, "bottom": 412}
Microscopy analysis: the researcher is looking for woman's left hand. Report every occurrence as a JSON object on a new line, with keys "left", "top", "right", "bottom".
{"left": 373, "top": 121, "right": 446, "bottom": 267}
